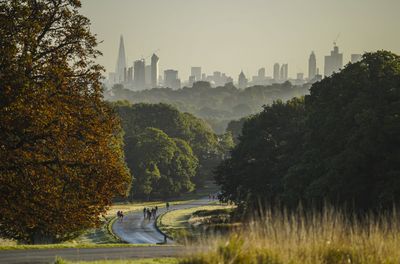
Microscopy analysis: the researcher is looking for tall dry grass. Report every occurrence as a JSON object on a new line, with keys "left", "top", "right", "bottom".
{"left": 180, "top": 207, "right": 400, "bottom": 263}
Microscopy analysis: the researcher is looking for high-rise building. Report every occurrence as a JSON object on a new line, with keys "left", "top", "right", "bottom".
{"left": 308, "top": 51, "right": 317, "bottom": 80}
{"left": 351, "top": 54, "right": 362, "bottom": 63}
{"left": 324, "top": 45, "right": 343, "bottom": 77}
{"left": 238, "top": 71, "right": 248, "bottom": 89}
{"left": 127, "top": 67, "right": 133, "bottom": 83}
{"left": 280, "top": 64, "right": 288, "bottom": 81}
{"left": 191, "top": 67, "right": 202, "bottom": 81}
{"left": 273, "top": 63, "right": 280, "bottom": 82}
{"left": 115, "top": 35, "right": 127, "bottom": 83}
{"left": 151, "top": 54, "right": 159, "bottom": 88}
{"left": 145, "top": 65, "right": 152, "bottom": 87}
{"left": 164, "top": 69, "right": 181, "bottom": 89}
{"left": 134, "top": 59, "right": 145, "bottom": 90}
{"left": 188, "top": 75, "right": 196, "bottom": 87}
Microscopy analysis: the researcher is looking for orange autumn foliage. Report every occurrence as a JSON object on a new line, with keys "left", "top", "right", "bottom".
{"left": 0, "top": 0, "right": 131, "bottom": 244}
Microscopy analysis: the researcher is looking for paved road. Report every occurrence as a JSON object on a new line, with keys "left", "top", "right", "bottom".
{"left": 0, "top": 197, "right": 214, "bottom": 263}
{"left": 112, "top": 197, "right": 213, "bottom": 244}
{"left": 0, "top": 246, "right": 182, "bottom": 264}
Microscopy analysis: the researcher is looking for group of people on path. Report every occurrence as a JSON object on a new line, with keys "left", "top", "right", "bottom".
{"left": 143, "top": 202, "right": 171, "bottom": 221}
{"left": 116, "top": 210, "right": 124, "bottom": 222}
{"left": 208, "top": 193, "right": 217, "bottom": 201}
{"left": 143, "top": 206, "right": 158, "bottom": 220}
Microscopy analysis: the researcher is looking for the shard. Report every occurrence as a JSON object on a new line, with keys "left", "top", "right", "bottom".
{"left": 115, "top": 35, "right": 126, "bottom": 83}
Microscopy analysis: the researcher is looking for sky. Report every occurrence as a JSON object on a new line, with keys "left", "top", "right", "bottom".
{"left": 80, "top": 0, "right": 400, "bottom": 81}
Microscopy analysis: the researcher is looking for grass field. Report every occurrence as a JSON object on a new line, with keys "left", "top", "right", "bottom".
{"left": 157, "top": 204, "right": 235, "bottom": 241}
{"left": 179, "top": 208, "right": 400, "bottom": 264}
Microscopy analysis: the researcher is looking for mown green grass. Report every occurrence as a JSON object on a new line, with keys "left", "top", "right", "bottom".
{"left": 157, "top": 205, "right": 235, "bottom": 241}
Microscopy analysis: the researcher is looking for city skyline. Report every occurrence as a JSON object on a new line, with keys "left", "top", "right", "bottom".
{"left": 81, "top": 0, "right": 400, "bottom": 80}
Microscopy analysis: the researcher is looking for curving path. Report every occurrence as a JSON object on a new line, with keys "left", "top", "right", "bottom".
{"left": 112, "top": 197, "right": 213, "bottom": 244}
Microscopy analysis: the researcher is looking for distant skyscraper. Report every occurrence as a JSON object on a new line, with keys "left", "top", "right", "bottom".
{"left": 308, "top": 51, "right": 317, "bottom": 80}
{"left": 134, "top": 59, "right": 145, "bottom": 90}
{"left": 151, "top": 54, "right": 159, "bottom": 88}
{"left": 238, "top": 71, "right": 248, "bottom": 89}
{"left": 115, "top": 35, "right": 127, "bottom": 83}
{"left": 191, "top": 67, "right": 202, "bottom": 81}
{"left": 280, "top": 64, "right": 288, "bottom": 81}
{"left": 324, "top": 45, "right": 343, "bottom": 77}
{"left": 351, "top": 54, "right": 362, "bottom": 63}
{"left": 127, "top": 67, "right": 133, "bottom": 83}
{"left": 189, "top": 75, "right": 196, "bottom": 87}
{"left": 145, "top": 65, "right": 152, "bottom": 87}
{"left": 273, "top": 63, "right": 280, "bottom": 81}
{"left": 164, "top": 69, "right": 181, "bottom": 89}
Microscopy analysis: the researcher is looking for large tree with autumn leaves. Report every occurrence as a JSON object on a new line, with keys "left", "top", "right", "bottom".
{"left": 0, "top": 0, "right": 131, "bottom": 244}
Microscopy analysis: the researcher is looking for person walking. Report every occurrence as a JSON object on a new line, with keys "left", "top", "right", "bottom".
{"left": 143, "top": 208, "right": 147, "bottom": 218}
{"left": 166, "top": 202, "right": 170, "bottom": 211}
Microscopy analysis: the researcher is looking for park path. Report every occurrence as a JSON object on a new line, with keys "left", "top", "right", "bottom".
{"left": 112, "top": 197, "right": 213, "bottom": 244}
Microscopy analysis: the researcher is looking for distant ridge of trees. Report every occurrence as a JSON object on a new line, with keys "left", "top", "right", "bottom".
{"left": 105, "top": 82, "right": 310, "bottom": 133}
{"left": 216, "top": 51, "right": 400, "bottom": 213}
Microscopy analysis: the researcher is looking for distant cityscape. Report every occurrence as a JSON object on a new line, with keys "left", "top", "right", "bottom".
{"left": 106, "top": 35, "right": 362, "bottom": 90}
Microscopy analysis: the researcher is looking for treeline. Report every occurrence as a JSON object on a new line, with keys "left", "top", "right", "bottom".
{"left": 106, "top": 81, "right": 310, "bottom": 133}
{"left": 113, "top": 102, "right": 233, "bottom": 199}
{"left": 216, "top": 51, "right": 400, "bottom": 213}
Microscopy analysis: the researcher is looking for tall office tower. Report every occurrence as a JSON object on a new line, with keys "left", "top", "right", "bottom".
{"left": 238, "top": 71, "right": 248, "bottom": 89}
{"left": 324, "top": 45, "right": 343, "bottom": 77}
{"left": 189, "top": 75, "right": 196, "bottom": 87}
{"left": 191, "top": 67, "right": 202, "bottom": 81}
{"left": 127, "top": 67, "right": 133, "bottom": 83}
{"left": 134, "top": 59, "right": 146, "bottom": 90}
{"left": 351, "top": 54, "right": 362, "bottom": 63}
{"left": 115, "top": 35, "right": 127, "bottom": 83}
{"left": 164, "top": 69, "right": 181, "bottom": 89}
{"left": 151, "top": 54, "right": 159, "bottom": 88}
{"left": 308, "top": 51, "right": 317, "bottom": 80}
{"left": 273, "top": 63, "right": 280, "bottom": 81}
{"left": 145, "top": 65, "right": 152, "bottom": 87}
{"left": 280, "top": 64, "right": 288, "bottom": 81}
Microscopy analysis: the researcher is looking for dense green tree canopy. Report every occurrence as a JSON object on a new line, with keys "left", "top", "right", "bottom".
{"left": 113, "top": 102, "right": 227, "bottom": 198}
{"left": 125, "top": 128, "right": 198, "bottom": 198}
{"left": 216, "top": 51, "right": 400, "bottom": 213}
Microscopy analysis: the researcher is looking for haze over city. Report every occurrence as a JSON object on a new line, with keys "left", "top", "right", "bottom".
{"left": 81, "top": 0, "right": 400, "bottom": 79}
{"left": 2, "top": 0, "right": 400, "bottom": 262}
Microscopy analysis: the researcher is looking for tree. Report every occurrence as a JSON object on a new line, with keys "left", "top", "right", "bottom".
{"left": 215, "top": 98, "right": 305, "bottom": 211}
{"left": 114, "top": 103, "right": 221, "bottom": 186}
{"left": 216, "top": 51, "right": 400, "bottom": 213}
{"left": 0, "top": 0, "right": 131, "bottom": 244}
{"left": 297, "top": 51, "right": 400, "bottom": 211}
{"left": 126, "top": 128, "right": 198, "bottom": 199}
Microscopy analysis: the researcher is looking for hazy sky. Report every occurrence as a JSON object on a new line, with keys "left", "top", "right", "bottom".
{"left": 81, "top": 0, "right": 400, "bottom": 81}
